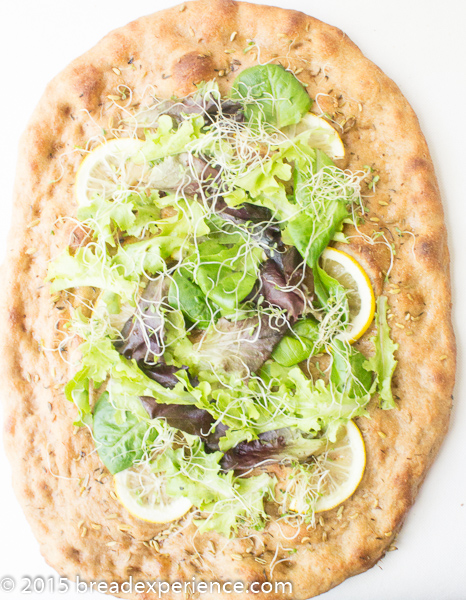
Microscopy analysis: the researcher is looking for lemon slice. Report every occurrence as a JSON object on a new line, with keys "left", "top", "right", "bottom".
{"left": 114, "top": 464, "right": 192, "bottom": 524}
{"left": 75, "top": 138, "right": 145, "bottom": 206}
{"left": 283, "top": 113, "right": 345, "bottom": 160}
{"left": 320, "top": 247, "right": 375, "bottom": 343}
{"left": 314, "top": 419, "right": 366, "bottom": 513}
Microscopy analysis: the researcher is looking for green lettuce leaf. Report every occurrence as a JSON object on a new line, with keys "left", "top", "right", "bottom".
{"left": 313, "top": 263, "right": 349, "bottom": 323}
{"left": 196, "top": 472, "right": 275, "bottom": 536}
{"left": 47, "top": 246, "right": 137, "bottom": 302}
{"left": 68, "top": 335, "right": 196, "bottom": 415}
{"left": 77, "top": 195, "right": 136, "bottom": 246}
{"left": 232, "top": 152, "right": 295, "bottom": 219}
{"left": 168, "top": 270, "right": 212, "bottom": 328}
{"left": 192, "top": 240, "right": 262, "bottom": 310}
{"left": 286, "top": 154, "right": 349, "bottom": 269}
{"left": 154, "top": 436, "right": 275, "bottom": 536}
{"left": 64, "top": 366, "right": 92, "bottom": 427}
{"left": 93, "top": 392, "right": 155, "bottom": 474}
{"left": 329, "top": 339, "right": 372, "bottom": 399}
{"left": 231, "top": 64, "right": 312, "bottom": 128}
{"left": 272, "top": 317, "right": 322, "bottom": 367}
{"left": 363, "top": 295, "right": 398, "bottom": 409}
{"left": 187, "top": 359, "right": 371, "bottom": 450}
{"left": 113, "top": 236, "right": 183, "bottom": 278}
{"left": 135, "top": 115, "right": 205, "bottom": 163}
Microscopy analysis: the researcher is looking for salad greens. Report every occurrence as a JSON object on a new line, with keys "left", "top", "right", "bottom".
{"left": 231, "top": 64, "right": 312, "bottom": 128}
{"left": 363, "top": 295, "right": 399, "bottom": 409}
{"left": 48, "top": 65, "right": 398, "bottom": 536}
{"left": 93, "top": 392, "right": 157, "bottom": 474}
{"left": 272, "top": 317, "right": 322, "bottom": 367}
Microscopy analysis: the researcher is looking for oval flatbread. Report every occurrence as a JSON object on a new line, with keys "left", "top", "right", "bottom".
{"left": 0, "top": 2, "right": 455, "bottom": 599}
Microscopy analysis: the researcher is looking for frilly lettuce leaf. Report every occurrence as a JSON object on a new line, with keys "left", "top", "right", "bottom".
{"left": 135, "top": 114, "right": 205, "bottom": 163}
{"left": 157, "top": 440, "right": 235, "bottom": 506}
{"left": 185, "top": 361, "right": 370, "bottom": 450}
{"left": 195, "top": 472, "right": 275, "bottom": 536}
{"left": 65, "top": 335, "right": 196, "bottom": 423}
{"left": 155, "top": 436, "right": 275, "bottom": 536}
{"left": 47, "top": 246, "right": 137, "bottom": 302}
{"left": 232, "top": 153, "right": 295, "bottom": 219}
{"left": 113, "top": 236, "right": 183, "bottom": 278}
{"left": 48, "top": 198, "right": 209, "bottom": 297}
{"left": 77, "top": 195, "right": 136, "bottom": 246}
{"left": 363, "top": 295, "right": 398, "bottom": 410}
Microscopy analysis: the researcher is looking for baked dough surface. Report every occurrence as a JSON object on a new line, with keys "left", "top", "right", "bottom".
{"left": 0, "top": 2, "right": 455, "bottom": 598}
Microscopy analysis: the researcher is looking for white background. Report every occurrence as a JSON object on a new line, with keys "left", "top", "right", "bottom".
{"left": 0, "top": 1, "right": 465, "bottom": 599}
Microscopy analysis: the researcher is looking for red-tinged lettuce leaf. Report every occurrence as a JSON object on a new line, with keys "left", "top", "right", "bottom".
{"left": 141, "top": 364, "right": 199, "bottom": 390}
{"left": 140, "top": 394, "right": 322, "bottom": 474}
{"left": 115, "top": 279, "right": 164, "bottom": 362}
{"left": 140, "top": 399, "right": 215, "bottom": 437}
{"left": 259, "top": 257, "right": 305, "bottom": 322}
{"left": 195, "top": 315, "right": 287, "bottom": 375}
{"left": 220, "top": 428, "right": 323, "bottom": 473}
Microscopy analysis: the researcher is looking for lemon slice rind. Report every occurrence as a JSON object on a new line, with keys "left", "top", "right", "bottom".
{"left": 315, "top": 419, "right": 366, "bottom": 514}
{"left": 75, "top": 138, "right": 145, "bottom": 206}
{"left": 283, "top": 113, "right": 345, "bottom": 160}
{"left": 114, "top": 469, "right": 192, "bottom": 524}
{"left": 321, "top": 246, "right": 375, "bottom": 343}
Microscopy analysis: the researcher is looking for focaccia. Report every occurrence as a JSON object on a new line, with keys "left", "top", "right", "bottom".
{"left": 0, "top": 2, "right": 455, "bottom": 599}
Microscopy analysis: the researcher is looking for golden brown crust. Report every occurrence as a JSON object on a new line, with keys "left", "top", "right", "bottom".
{"left": 0, "top": 2, "right": 455, "bottom": 599}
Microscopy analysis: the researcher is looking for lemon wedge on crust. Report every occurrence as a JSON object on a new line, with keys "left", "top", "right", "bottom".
{"left": 321, "top": 247, "right": 375, "bottom": 343}
{"left": 283, "top": 112, "right": 345, "bottom": 160}
{"left": 75, "top": 138, "right": 145, "bottom": 206}
{"left": 114, "top": 465, "right": 192, "bottom": 524}
{"left": 314, "top": 419, "right": 366, "bottom": 513}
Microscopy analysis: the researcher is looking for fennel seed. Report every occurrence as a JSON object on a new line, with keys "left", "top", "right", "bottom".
{"left": 230, "top": 553, "right": 243, "bottom": 561}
